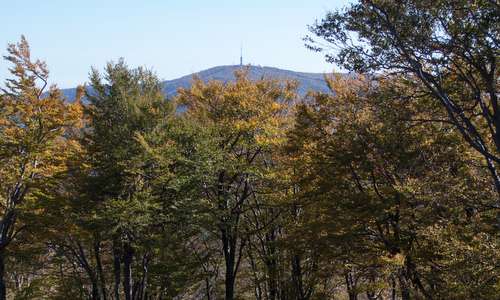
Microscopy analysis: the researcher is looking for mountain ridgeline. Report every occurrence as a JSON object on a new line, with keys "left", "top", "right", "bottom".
{"left": 60, "top": 65, "right": 332, "bottom": 101}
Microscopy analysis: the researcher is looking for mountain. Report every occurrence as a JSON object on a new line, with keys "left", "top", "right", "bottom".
{"left": 59, "top": 65, "right": 332, "bottom": 101}
{"left": 160, "top": 65, "right": 332, "bottom": 97}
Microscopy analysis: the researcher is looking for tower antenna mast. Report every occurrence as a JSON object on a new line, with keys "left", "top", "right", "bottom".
{"left": 240, "top": 45, "right": 243, "bottom": 66}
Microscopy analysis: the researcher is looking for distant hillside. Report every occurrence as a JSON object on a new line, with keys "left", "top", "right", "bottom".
{"left": 161, "top": 65, "right": 332, "bottom": 97}
{"left": 59, "top": 65, "right": 332, "bottom": 101}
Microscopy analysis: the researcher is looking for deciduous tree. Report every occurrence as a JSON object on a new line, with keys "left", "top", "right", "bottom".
{"left": 0, "top": 36, "right": 82, "bottom": 299}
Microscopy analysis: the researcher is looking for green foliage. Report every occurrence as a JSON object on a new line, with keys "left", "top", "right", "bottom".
{"left": 1, "top": 2, "right": 499, "bottom": 297}
{"left": 307, "top": 0, "right": 500, "bottom": 209}
{"left": 286, "top": 75, "right": 500, "bottom": 299}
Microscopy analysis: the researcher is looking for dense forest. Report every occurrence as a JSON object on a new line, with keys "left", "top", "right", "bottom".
{"left": 0, "top": 1, "right": 498, "bottom": 299}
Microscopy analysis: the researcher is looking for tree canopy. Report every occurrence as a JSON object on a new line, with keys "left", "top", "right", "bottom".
{"left": 0, "top": 1, "right": 498, "bottom": 298}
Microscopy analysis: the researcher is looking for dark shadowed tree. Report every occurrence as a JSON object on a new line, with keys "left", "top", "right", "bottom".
{"left": 307, "top": 0, "right": 500, "bottom": 208}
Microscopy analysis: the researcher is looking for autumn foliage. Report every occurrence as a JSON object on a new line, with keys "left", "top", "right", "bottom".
{"left": 0, "top": 1, "right": 499, "bottom": 298}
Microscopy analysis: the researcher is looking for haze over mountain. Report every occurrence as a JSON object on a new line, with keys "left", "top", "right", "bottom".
{"left": 59, "top": 65, "right": 332, "bottom": 101}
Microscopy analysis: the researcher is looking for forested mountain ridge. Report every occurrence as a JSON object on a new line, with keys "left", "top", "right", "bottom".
{"left": 58, "top": 65, "right": 332, "bottom": 101}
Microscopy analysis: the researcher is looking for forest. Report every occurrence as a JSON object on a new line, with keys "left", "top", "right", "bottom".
{"left": 0, "top": 1, "right": 498, "bottom": 299}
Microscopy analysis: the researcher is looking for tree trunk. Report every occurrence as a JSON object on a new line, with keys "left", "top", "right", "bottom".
{"left": 205, "top": 277, "right": 212, "bottom": 300}
{"left": 113, "top": 242, "right": 121, "bottom": 300}
{"left": 0, "top": 251, "right": 6, "bottom": 300}
{"left": 398, "top": 274, "right": 410, "bottom": 300}
{"left": 94, "top": 239, "right": 107, "bottom": 300}
{"left": 0, "top": 208, "right": 18, "bottom": 300}
{"left": 224, "top": 274, "right": 235, "bottom": 300}
{"left": 138, "top": 254, "right": 149, "bottom": 300}
{"left": 345, "top": 272, "right": 358, "bottom": 300}
{"left": 247, "top": 245, "right": 262, "bottom": 300}
{"left": 292, "top": 255, "right": 307, "bottom": 300}
{"left": 123, "top": 243, "right": 134, "bottom": 300}
{"left": 265, "top": 229, "right": 278, "bottom": 300}
{"left": 391, "top": 277, "right": 396, "bottom": 300}
{"left": 91, "top": 280, "right": 101, "bottom": 300}
{"left": 222, "top": 227, "right": 236, "bottom": 300}
{"left": 74, "top": 241, "right": 100, "bottom": 300}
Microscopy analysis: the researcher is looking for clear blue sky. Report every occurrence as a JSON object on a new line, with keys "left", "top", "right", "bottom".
{"left": 1, "top": 0, "right": 350, "bottom": 88}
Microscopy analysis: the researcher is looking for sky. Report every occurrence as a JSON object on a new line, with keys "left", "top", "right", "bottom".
{"left": 0, "top": 0, "right": 350, "bottom": 88}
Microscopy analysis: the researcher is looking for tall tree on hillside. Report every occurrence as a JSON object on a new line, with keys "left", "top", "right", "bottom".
{"left": 0, "top": 36, "right": 82, "bottom": 300}
{"left": 174, "top": 72, "right": 297, "bottom": 300}
{"left": 83, "top": 59, "right": 173, "bottom": 300}
{"left": 287, "top": 75, "right": 500, "bottom": 299}
{"left": 307, "top": 0, "right": 500, "bottom": 207}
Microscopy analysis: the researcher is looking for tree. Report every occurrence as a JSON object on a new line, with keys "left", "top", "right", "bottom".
{"left": 174, "top": 71, "right": 297, "bottom": 299}
{"left": 82, "top": 59, "right": 174, "bottom": 300}
{"left": 0, "top": 36, "right": 82, "bottom": 300}
{"left": 307, "top": 0, "right": 500, "bottom": 209}
{"left": 286, "top": 75, "right": 500, "bottom": 298}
